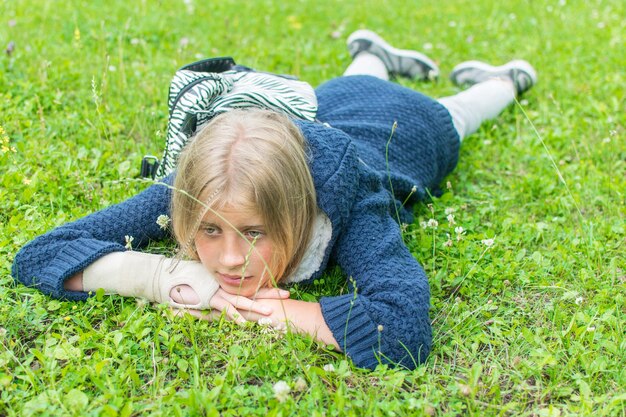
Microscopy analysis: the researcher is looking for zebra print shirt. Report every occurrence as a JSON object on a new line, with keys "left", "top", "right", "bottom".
{"left": 159, "top": 69, "right": 318, "bottom": 177}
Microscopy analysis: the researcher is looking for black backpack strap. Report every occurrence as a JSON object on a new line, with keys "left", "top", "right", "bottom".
{"left": 179, "top": 56, "right": 237, "bottom": 73}
{"left": 140, "top": 156, "right": 160, "bottom": 179}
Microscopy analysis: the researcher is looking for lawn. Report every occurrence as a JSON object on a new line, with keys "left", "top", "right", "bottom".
{"left": 1, "top": 0, "right": 624, "bottom": 415}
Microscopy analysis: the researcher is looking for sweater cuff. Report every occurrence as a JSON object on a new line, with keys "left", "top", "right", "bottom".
{"left": 320, "top": 294, "right": 381, "bottom": 370}
{"left": 38, "top": 239, "right": 125, "bottom": 301}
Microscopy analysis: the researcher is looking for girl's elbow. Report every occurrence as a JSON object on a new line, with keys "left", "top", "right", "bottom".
{"left": 402, "top": 314, "right": 432, "bottom": 369}
{"left": 376, "top": 304, "right": 431, "bottom": 370}
{"left": 398, "top": 295, "right": 432, "bottom": 368}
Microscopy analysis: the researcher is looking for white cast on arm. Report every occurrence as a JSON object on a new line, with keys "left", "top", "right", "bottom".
{"left": 82, "top": 251, "right": 219, "bottom": 309}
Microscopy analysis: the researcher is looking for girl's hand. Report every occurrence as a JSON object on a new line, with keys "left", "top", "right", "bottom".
{"left": 210, "top": 288, "right": 290, "bottom": 324}
{"left": 175, "top": 297, "right": 340, "bottom": 350}
{"left": 172, "top": 287, "right": 290, "bottom": 324}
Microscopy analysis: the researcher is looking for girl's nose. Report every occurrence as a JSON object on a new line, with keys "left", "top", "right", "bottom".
{"left": 219, "top": 234, "right": 246, "bottom": 269}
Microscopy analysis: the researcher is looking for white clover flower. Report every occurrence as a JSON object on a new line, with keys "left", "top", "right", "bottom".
{"left": 427, "top": 219, "right": 438, "bottom": 229}
{"left": 258, "top": 317, "right": 273, "bottom": 326}
{"left": 294, "top": 377, "right": 307, "bottom": 392}
{"left": 410, "top": 185, "right": 417, "bottom": 194}
{"left": 575, "top": 296, "right": 584, "bottom": 305}
{"left": 124, "top": 235, "right": 134, "bottom": 250}
{"left": 481, "top": 238, "right": 495, "bottom": 248}
{"left": 447, "top": 214, "right": 456, "bottom": 225}
{"left": 183, "top": 0, "right": 194, "bottom": 13}
{"left": 275, "top": 322, "right": 288, "bottom": 335}
{"left": 445, "top": 207, "right": 455, "bottom": 215}
{"left": 455, "top": 226, "right": 464, "bottom": 235}
{"left": 586, "top": 326, "right": 596, "bottom": 332}
{"left": 420, "top": 221, "right": 428, "bottom": 229}
{"left": 323, "top": 364, "right": 335, "bottom": 372}
{"left": 156, "top": 214, "right": 171, "bottom": 230}
{"left": 273, "top": 380, "right": 290, "bottom": 402}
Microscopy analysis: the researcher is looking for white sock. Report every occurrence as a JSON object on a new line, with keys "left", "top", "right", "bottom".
{"left": 438, "top": 78, "right": 516, "bottom": 141}
{"left": 343, "top": 52, "right": 389, "bottom": 80}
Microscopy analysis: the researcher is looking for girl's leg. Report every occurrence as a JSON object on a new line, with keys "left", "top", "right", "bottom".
{"left": 439, "top": 60, "right": 537, "bottom": 141}
{"left": 343, "top": 30, "right": 439, "bottom": 81}
{"left": 344, "top": 51, "right": 390, "bottom": 80}
{"left": 438, "top": 78, "right": 516, "bottom": 140}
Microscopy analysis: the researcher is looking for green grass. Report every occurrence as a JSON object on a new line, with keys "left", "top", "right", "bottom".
{"left": 1, "top": 0, "right": 624, "bottom": 415}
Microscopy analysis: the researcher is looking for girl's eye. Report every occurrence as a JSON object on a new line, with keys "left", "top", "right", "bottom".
{"left": 203, "top": 226, "right": 219, "bottom": 236}
{"left": 245, "top": 230, "right": 263, "bottom": 240}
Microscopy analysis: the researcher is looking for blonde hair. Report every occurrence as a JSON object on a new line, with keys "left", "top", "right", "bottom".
{"left": 171, "top": 108, "right": 317, "bottom": 285}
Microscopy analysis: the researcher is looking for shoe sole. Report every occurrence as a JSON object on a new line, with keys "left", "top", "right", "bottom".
{"left": 450, "top": 60, "right": 537, "bottom": 86}
{"left": 347, "top": 29, "right": 439, "bottom": 80}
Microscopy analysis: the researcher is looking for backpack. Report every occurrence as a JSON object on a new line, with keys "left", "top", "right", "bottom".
{"left": 140, "top": 57, "right": 318, "bottom": 179}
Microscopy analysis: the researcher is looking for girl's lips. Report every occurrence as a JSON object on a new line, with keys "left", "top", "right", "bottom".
{"left": 218, "top": 273, "right": 252, "bottom": 285}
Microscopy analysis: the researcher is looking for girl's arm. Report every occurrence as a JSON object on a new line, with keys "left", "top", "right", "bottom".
{"left": 319, "top": 166, "right": 432, "bottom": 370}
{"left": 11, "top": 178, "right": 174, "bottom": 300}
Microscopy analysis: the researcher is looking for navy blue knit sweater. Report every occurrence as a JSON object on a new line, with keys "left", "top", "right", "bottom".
{"left": 12, "top": 75, "right": 460, "bottom": 370}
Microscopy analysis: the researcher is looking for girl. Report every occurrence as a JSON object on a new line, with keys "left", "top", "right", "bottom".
{"left": 11, "top": 30, "right": 536, "bottom": 370}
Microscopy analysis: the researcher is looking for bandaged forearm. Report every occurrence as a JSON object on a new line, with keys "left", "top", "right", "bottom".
{"left": 82, "top": 251, "right": 218, "bottom": 309}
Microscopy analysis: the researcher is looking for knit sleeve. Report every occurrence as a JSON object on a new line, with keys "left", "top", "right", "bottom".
{"left": 11, "top": 177, "right": 174, "bottom": 300}
{"left": 319, "top": 166, "right": 432, "bottom": 370}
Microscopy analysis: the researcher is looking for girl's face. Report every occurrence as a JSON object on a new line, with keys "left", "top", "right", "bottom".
{"left": 194, "top": 204, "right": 275, "bottom": 297}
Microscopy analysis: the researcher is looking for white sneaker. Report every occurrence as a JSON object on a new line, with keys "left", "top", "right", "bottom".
{"left": 450, "top": 60, "right": 537, "bottom": 96}
{"left": 347, "top": 30, "right": 439, "bottom": 81}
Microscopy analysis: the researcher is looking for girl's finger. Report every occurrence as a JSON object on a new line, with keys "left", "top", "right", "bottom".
{"left": 253, "top": 288, "right": 290, "bottom": 300}
{"left": 238, "top": 310, "right": 266, "bottom": 322}
{"left": 219, "top": 292, "right": 273, "bottom": 315}
{"left": 209, "top": 295, "right": 247, "bottom": 325}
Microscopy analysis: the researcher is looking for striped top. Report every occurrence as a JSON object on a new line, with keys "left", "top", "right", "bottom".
{"left": 159, "top": 70, "right": 318, "bottom": 176}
